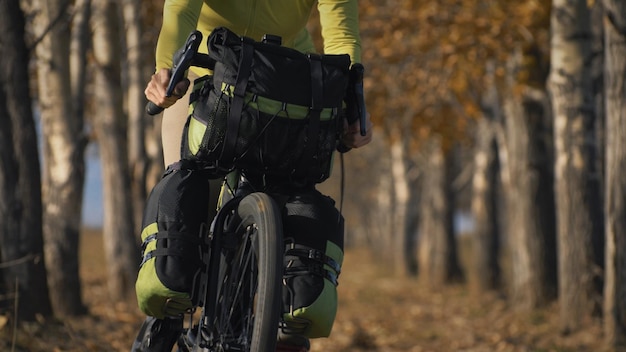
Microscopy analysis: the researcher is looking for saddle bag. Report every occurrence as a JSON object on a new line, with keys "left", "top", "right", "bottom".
{"left": 182, "top": 26, "right": 351, "bottom": 184}
{"left": 135, "top": 161, "right": 211, "bottom": 319}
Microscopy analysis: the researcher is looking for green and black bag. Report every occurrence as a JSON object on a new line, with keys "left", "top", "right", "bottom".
{"left": 135, "top": 161, "right": 211, "bottom": 319}
{"left": 281, "top": 192, "right": 345, "bottom": 338}
{"left": 182, "top": 26, "right": 351, "bottom": 184}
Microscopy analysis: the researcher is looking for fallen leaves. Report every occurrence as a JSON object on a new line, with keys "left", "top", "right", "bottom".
{"left": 0, "top": 245, "right": 609, "bottom": 352}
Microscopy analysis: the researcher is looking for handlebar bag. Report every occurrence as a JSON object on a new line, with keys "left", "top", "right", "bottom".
{"left": 182, "top": 26, "right": 351, "bottom": 184}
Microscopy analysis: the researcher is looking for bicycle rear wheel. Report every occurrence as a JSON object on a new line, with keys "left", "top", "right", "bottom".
{"left": 210, "top": 192, "right": 283, "bottom": 352}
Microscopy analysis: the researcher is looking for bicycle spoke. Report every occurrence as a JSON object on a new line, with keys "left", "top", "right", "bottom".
{"left": 212, "top": 225, "right": 260, "bottom": 350}
{"left": 189, "top": 193, "right": 282, "bottom": 352}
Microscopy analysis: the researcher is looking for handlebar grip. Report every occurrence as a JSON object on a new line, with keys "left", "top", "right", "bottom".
{"left": 350, "top": 64, "right": 367, "bottom": 136}
{"left": 146, "top": 101, "right": 164, "bottom": 115}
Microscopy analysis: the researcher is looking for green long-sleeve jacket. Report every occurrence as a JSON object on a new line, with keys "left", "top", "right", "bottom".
{"left": 155, "top": 0, "right": 362, "bottom": 77}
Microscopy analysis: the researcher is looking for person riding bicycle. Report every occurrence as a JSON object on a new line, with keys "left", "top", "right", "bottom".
{"left": 133, "top": 1, "right": 373, "bottom": 351}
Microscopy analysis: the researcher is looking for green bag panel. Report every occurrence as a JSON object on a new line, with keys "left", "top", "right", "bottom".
{"left": 219, "top": 82, "right": 337, "bottom": 120}
{"left": 325, "top": 240, "right": 344, "bottom": 271}
{"left": 282, "top": 240, "right": 343, "bottom": 338}
{"left": 283, "top": 278, "right": 338, "bottom": 338}
{"left": 141, "top": 223, "right": 159, "bottom": 253}
{"left": 186, "top": 76, "right": 211, "bottom": 157}
{"left": 187, "top": 116, "right": 207, "bottom": 156}
{"left": 135, "top": 257, "right": 191, "bottom": 319}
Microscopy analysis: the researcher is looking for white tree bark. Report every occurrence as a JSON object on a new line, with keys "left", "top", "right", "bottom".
{"left": 374, "top": 157, "right": 394, "bottom": 256}
{"left": 390, "top": 136, "right": 410, "bottom": 275}
{"left": 417, "top": 138, "right": 462, "bottom": 286}
{"left": 91, "top": 0, "right": 140, "bottom": 299}
{"left": 470, "top": 61, "right": 502, "bottom": 293}
{"left": 32, "top": 0, "right": 87, "bottom": 316}
{"left": 502, "top": 47, "right": 556, "bottom": 310}
{"left": 549, "top": 0, "right": 603, "bottom": 333}
{"left": 122, "top": 0, "right": 152, "bottom": 231}
{"left": 603, "top": 0, "right": 626, "bottom": 346}
{"left": 470, "top": 117, "right": 500, "bottom": 292}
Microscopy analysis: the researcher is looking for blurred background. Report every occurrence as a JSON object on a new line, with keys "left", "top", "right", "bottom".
{"left": 1, "top": 0, "right": 626, "bottom": 351}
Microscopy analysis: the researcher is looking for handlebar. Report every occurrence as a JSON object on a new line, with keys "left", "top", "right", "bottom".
{"left": 337, "top": 63, "right": 368, "bottom": 153}
{"left": 348, "top": 63, "right": 367, "bottom": 137}
{"left": 146, "top": 31, "right": 216, "bottom": 115}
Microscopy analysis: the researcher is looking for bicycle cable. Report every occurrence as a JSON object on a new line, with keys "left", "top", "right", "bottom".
{"left": 338, "top": 152, "right": 345, "bottom": 223}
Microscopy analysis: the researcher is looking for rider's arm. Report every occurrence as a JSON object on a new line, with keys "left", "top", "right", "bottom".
{"left": 318, "top": 0, "right": 371, "bottom": 148}
{"left": 317, "top": 0, "right": 362, "bottom": 64}
{"left": 155, "top": 0, "right": 204, "bottom": 71}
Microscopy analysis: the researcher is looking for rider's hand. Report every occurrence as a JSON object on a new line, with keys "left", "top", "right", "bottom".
{"left": 341, "top": 116, "right": 373, "bottom": 149}
{"left": 144, "top": 68, "right": 190, "bottom": 109}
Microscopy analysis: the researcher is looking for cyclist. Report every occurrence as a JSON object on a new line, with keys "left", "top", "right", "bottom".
{"left": 134, "top": 1, "right": 373, "bottom": 351}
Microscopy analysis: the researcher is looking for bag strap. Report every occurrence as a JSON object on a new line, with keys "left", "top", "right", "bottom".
{"left": 220, "top": 37, "right": 254, "bottom": 164}
{"left": 295, "top": 54, "right": 323, "bottom": 180}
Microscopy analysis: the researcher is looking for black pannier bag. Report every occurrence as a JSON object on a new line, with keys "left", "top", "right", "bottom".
{"left": 135, "top": 161, "right": 211, "bottom": 319}
{"left": 182, "top": 26, "right": 351, "bottom": 183}
{"left": 280, "top": 191, "right": 345, "bottom": 338}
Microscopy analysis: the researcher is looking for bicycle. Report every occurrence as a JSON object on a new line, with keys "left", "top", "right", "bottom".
{"left": 144, "top": 29, "right": 367, "bottom": 352}
{"left": 181, "top": 184, "right": 284, "bottom": 352}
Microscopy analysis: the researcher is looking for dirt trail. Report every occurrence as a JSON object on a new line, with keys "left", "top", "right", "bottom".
{"left": 0, "top": 232, "right": 611, "bottom": 352}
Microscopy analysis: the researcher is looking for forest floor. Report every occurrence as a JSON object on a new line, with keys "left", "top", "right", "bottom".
{"left": 0, "top": 229, "right": 619, "bottom": 352}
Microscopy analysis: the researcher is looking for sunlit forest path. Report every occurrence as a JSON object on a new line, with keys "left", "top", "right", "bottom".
{"left": 1, "top": 229, "right": 609, "bottom": 352}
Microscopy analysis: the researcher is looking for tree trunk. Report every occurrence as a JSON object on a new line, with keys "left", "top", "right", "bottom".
{"left": 390, "top": 136, "right": 414, "bottom": 276}
{"left": 502, "top": 47, "right": 557, "bottom": 310}
{"left": 138, "top": 0, "right": 166, "bottom": 197}
{"left": 91, "top": 0, "right": 141, "bottom": 300}
{"left": 122, "top": 0, "right": 151, "bottom": 232}
{"left": 374, "top": 157, "right": 394, "bottom": 258}
{"left": 443, "top": 146, "right": 463, "bottom": 284}
{"left": 405, "top": 176, "right": 421, "bottom": 277}
{"left": 0, "top": 0, "right": 52, "bottom": 321}
{"left": 418, "top": 140, "right": 440, "bottom": 286}
{"left": 603, "top": 0, "right": 626, "bottom": 346}
{"left": 0, "top": 67, "right": 21, "bottom": 317}
{"left": 470, "top": 62, "right": 502, "bottom": 294}
{"left": 549, "top": 0, "right": 604, "bottom": 333}
{"left": 590, "top": 0, "right": 606, "bottom": 283}
{"left": 591, "top": 0, "right": 605, "bottom": 198}
{"left": 470, "top": 123, "right": 501, "bottom": 293}
{"left": 32, "top": 0, "right": 88, "bottom": 317}
{"left": 70, "top": 0, "right": 90, "bottom": 123}
{"left": 418, "top": 138, "right": 463, "bottom": 287}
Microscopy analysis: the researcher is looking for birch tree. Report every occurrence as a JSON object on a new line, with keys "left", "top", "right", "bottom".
{"left": 91, "top": 0, "right": 140, "bottom": 299}
{"left": 469, "top": 62, "right": 502, "bottom": 293}
{"left": 389, "top": 130, "right": 414, "bottom": 276}
{"left": 501, "top": 46, "right": 557, "bottom": 310}
{"left": 0, "top": 0, "right": 52, "bottom": 320}
{"left": 32, "top": 0, "right": 88, "bottom": 317}
{"left": 603, "top": 0, "right": 626, "bottom": 346}
{"left": 417, "top": 138, "right": 463, "bottom": 286}
{"left": 122, "top": 0, "right": 152, "bottom": 230}
{"left": 548, "top": 0, "right": 604, "bottom": 333}
{"left": 70, "top": 0, "right": 90, "bottom": 125}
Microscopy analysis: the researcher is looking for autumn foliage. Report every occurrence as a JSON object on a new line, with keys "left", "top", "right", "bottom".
{"left": 360, "top": 0, "right": 550, "bottom": 149}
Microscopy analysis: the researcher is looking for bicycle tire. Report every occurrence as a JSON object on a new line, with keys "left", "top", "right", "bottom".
{"left": 201, "top": 192, "right": 283, "bottom": 352}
